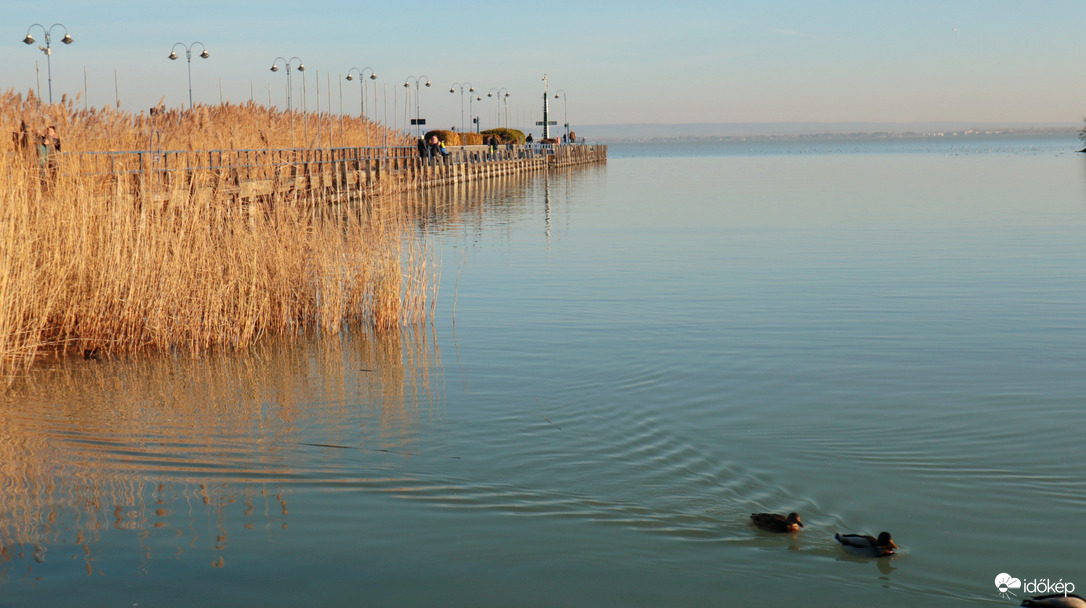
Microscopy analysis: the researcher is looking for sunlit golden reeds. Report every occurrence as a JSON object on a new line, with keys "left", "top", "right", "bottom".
{"left": 1, "top": 88, "right": 409, "bottom": 153}
{"left": 1, "top": 90, "right": 434, "bottom": 378}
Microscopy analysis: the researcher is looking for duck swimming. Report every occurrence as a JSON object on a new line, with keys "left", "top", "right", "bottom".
{"left": 834, "top": 531, "right": 897, "bottom": 557}
{"left": 750, "top": 512, "right": 804, "bottom": 533}
{"left": 1021, "top": 594, "right": 1086, "bottom": 608}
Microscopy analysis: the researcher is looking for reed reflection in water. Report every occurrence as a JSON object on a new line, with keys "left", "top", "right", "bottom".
{"left": 0, "top": 326, "right": 440, "bottom": 577}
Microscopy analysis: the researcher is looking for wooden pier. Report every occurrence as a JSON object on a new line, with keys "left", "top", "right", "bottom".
{"left": 64, "top": 142, "right": 607, "bottom": 206}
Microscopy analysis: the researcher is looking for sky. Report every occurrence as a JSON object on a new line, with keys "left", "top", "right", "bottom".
{"left": 6, "top": 0, "right": 1086, "bottom": 135}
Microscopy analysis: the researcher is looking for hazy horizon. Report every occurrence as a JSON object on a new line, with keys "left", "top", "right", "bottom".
{"left": 569, "top": 120, "right": 1080, "bottom": 143}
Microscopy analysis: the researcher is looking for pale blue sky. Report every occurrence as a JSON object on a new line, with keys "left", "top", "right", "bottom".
{"left": 7, "top": 0, "right": 1086, "bottom": 134}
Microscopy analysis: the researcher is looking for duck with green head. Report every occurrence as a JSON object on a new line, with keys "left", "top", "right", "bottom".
{"left": 834, "top": 531, "right": 897, "bottom": 557}
{"left": 1021, "top": 594, "right": 1086, "bottom": 608}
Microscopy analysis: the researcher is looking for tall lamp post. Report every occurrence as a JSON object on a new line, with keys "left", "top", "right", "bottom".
{"left": 474, "top": 93, "right": 483, "bottom": 132}
{"left": 403, "top": 75, "right": 431, "bottom": 138}
{"left": 345, "top": 66, "right": 377, "bottom": 119}
{"left": 449, "top": 82, "right": 474, "bottom": 134}
{"left": 553, "top": 89, "right": 569, "bottom": 141}
{"left": 487, "top": 87, "right": 510, "bottom": 129}
{"left": 270, "top": 56, "right": 304, "bottom": 147}
{"left": 168, "top": 42, "right": 209, "bottom": 110}
{"left": 22, "top": 23, "right": 73, "bottom": 104}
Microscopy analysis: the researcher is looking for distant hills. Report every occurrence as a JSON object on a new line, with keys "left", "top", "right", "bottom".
{"left": 578, "top": 121, "right": 1080, "bottom": 143}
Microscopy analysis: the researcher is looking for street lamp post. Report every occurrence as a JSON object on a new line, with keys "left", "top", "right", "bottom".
{"left": 22, "top": 23, "right": 73, "bottom": 104}
{"left": 474, "top": 94, "right": 483, "bottom": 132}
{"left": 168, "top": 42, "right": 209, "bottom": 110}
{"left": 346, "top": 67, "right": 377, "bottom": 119}
{"left": 403, "top": 75, "right": 431, "bottom": 138}
{"left": 486, "top": 87, "right": 510, "bottom": 130}
{"left": 553, "top": 89, "right": 569, "bottom": 141}
{"left": 449, "top": 82, "right": 474, "bottom": 135}
{"left": 270, "top": 56, "right": 304, "bottom": 148}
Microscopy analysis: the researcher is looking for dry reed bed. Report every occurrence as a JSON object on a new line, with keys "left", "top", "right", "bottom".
{"left": 1, "top": 91, "right": 434, "bottom": 379}
{"left": 2, "top": 89, "right": 410, "bottom": 152}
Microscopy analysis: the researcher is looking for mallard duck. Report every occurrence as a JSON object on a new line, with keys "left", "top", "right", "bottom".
{"left": 834, "top": 531, "right": 897, "bottom": 557}
{"left": 750, "top": 512, "right": 804, "bottom": 533}
{"left": 1022, "top": 594, "right": 1086, "bottom": 608}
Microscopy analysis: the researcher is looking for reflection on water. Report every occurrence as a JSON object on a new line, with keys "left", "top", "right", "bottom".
{"left": 0, "top": 327, "right": 440, "bottom": 576}
{"left": 0, "top": 166, "right": 601, "bottom": 591}
{"left": 1, "top": 147, "right": 1082, "bottom": 606}
{"left": 391, "top": 165, "right": 604, "bottom": 240}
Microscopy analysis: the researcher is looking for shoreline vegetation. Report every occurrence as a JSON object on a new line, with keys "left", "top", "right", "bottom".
{"left": 1, "top": 90, "right": 435, "bottom": 382}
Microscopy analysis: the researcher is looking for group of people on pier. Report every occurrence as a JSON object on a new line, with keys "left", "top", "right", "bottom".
{"left": 416, "top": 130, "right": 581, "bottom": 162}
{"left": 416, "top": 134, "right": 449, "bottom": 160}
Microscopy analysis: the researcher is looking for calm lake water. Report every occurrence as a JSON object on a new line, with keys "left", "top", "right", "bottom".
{"left": 2, "top": 135, "right": 1084, "bottom": 607}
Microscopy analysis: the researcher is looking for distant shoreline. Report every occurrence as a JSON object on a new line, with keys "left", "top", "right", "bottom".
{"left": 582, "top": 122, "right": 1079, "bottom": 144}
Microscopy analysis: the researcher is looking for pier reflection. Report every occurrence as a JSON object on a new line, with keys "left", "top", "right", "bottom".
{"left": 0, "top": 327, "right": 440, "bottom": 576}
{"left": 391, "top": 164, "right": 604, "bottom": 238}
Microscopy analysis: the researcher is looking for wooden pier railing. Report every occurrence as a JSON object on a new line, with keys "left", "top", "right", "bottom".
{"left": 52, "top": 142, "right": 607, "bottom": 206}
